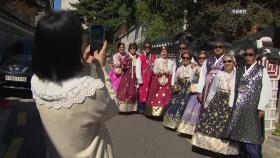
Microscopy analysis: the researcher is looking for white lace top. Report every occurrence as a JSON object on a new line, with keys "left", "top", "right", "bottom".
{"left": 31, "top": 75, "right": 104, "bottom": 109}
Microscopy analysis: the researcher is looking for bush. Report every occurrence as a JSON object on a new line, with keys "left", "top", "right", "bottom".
{"left": 273, "top": 123, "right": 280, "bottom": 136}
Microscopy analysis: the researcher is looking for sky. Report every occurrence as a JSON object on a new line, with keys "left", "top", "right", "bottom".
{"left": 54, "top": 0, "right": 61, "bottom": 11}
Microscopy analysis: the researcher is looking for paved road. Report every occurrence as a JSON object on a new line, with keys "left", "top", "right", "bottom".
{"left": 2, "top": 94, "right": 279, "bottom": 158}
{"left": 0, "top": 88, "right": 207, "bottom": 158}
{"left": 107, "top": 114, "right": 205, "bottom": 158}
{"left": 1, "top": 104, "right": 206, "bottom": 158}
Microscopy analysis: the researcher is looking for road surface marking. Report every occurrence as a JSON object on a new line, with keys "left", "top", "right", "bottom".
{"left": 17, "top": 112, "right": 27, "bottom": 126}
{"left": 3, "top": 137, "right": 23, "bottom": 158}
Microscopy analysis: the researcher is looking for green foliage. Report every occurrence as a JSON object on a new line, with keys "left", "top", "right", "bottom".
{"left": 190, "top": 1, "right": 280, "bottom": 40}
{"left": 135, "top": 0, "right": 188, "bottom": 40}
{"left": 70, "top": 0, "right": 136, "bottom": 41}
{"left": 145, "top": 15, "right": 167, "bottom": 40}
{"left": 71, "top": 0, "right": 280, "bottom": 42}
{"left": 273, "top": 123, "right": 280, "bottom": 136}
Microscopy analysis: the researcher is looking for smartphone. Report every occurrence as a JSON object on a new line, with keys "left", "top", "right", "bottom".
{"left": 90, "top": 25, "right": 105, "bottom": 53}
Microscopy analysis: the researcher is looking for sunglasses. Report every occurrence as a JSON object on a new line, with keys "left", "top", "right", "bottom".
{"left": 198, "top": 57, "right": 207, "bottom": 60}
{"left": 130, "top": 47, "right": 136, "bottom": 50}
{"left": 223, "top": 60, "right": 233, "bottom": 64}
{"left": 243, "top": 53, "right": 255, "bottom": 57}
{"left": 144, "top": 46, "right": 151, "bottom": 49}
{"left": 182, "top": 56, "right": 191, "bottom": 60}
{"left": 214, "top": 45, "right": 224, "bottom": 49}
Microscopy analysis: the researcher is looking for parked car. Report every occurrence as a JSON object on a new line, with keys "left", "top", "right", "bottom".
{"left": 0, "top": 54, "right": 32, "bottom": 90}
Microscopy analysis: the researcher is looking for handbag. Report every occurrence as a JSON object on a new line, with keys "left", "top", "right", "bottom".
{"left": 158, "top": 75, "right": 168, "bottom": 86}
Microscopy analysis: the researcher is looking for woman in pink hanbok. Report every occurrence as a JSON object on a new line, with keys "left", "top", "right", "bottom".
{"left": 145, "top": 46, "right": 176, "bottom": 117}
{"left": 109, "top": 43, "right": 126, "bottom": 92}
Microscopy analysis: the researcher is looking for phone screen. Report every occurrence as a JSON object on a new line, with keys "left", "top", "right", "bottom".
{"left": 90, "top": 25, "right": 104, "bottom": 53}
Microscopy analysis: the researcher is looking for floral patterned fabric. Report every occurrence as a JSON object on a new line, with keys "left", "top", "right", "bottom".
{"left": 195, "top": 91, "right": 232, "bottom": 138}
{"left": 163, "top": 79, "right": 191, "bottom": 129}
{"left": 116, "top": 55, "right": 138, "bottom": 112}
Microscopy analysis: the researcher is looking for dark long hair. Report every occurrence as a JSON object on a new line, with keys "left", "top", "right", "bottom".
{"left": 32, "top": 11, "right": 84, "bottom": 81}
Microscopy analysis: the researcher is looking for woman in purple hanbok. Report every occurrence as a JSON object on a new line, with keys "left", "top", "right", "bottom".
{"left": 177, "top": 51, "right": 207, "bottom": 135}
{"left": 109, "top": 42, "right": 126, "bottom": 92}
{"left": 117, "top": 43, "right": 138, "bottom": 112}
{"left": 192, "top": 54, "right": 239, "bottom": 155}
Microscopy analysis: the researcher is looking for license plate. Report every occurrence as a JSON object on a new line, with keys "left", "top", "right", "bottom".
{"left": 5, "top": 76, "right": 27, "bottom": 82}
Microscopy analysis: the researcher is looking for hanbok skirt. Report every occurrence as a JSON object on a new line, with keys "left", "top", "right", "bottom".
{"left": 109, "top": 68, "right": 122, "bottom": 93}
{"left": 163, "top": 80, "right": 191, "bottom": 129}
{"left": 177, "top": 93, "right": 202, "bottom": 135}
{"left": 192, "top": 91, "right": 239, "bottom": 155}
{"left": 145, "top": 75, "right": 172, "bottom": 116}
{"left": 202, "top": 70, "right": 219, "bottom": 104}
{"left": 116, "top": 69, "right": 137, "bottom": 112}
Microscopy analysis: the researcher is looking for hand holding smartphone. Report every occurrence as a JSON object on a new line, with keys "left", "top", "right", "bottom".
{"left": 90, "top": 25, "right": 105, "bottom": 53}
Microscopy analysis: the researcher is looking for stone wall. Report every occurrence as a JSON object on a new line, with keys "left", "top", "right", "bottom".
{"left": 262, "top": 57, "right": 279, "bottom": 130}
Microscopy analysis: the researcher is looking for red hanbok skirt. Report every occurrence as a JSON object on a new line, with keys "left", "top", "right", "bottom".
{"left": 145, "top": 74, "right": 172, "bottom": 116}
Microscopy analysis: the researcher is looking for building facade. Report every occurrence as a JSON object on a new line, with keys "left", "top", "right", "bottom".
{"left": 0, "top": 0, "right": 53, "bottom": 53}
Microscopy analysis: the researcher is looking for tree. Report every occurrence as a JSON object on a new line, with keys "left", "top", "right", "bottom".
{"left": 190, "top": 1, "right": 280, "bottom": 40}
{"left": 71, "top": 0, "right": 280, "bottom": 42}
{"left": 71, "top": 0, "right": 136, "bottom": 41}
{"left": 135, "top": 0, "right": 195, "bottom": 40}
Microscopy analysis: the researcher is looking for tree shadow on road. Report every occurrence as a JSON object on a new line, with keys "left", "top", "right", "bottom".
{"left": 178, "top": 133, "right": 192, "bottom": 139}
{"left": 118, "top": 112, "right": 137, "bottom": 115}
{"left": 192, "top": 146, "right": 240, "bottom": 158}
{"left": 145, "top": 115, "right": 163, "bottom": 122}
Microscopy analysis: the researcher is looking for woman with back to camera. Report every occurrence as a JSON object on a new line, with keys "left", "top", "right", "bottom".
{"left": 31, "top": 11, "right": 117, "bottom": 158}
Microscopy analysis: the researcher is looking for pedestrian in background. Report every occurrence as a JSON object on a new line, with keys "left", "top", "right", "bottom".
{"left": 31, "top": 11, "right": 117, "bottom": 158}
